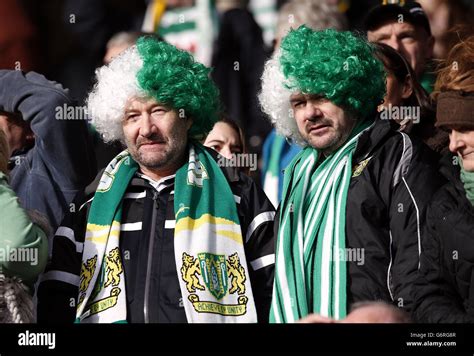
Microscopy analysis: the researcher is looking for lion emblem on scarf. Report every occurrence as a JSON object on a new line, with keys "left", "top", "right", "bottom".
{"left": 79, "top": 255, "right": 97, "bottom": 303}
{"left": 104, "top": 247, "right": 123, "bottom": 287}
{"left": 226, "top": 253, "right": 246, "bottom": 295}
{"left": 181, "top": 253, "right": 205, "bottom": 292}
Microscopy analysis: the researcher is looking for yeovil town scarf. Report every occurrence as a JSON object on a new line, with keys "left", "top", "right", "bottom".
{"left": 270, "top": 120, "right": 372, "bottom": 323}
{"left": 76, "top": 143, "right": 257, "bottom": 323}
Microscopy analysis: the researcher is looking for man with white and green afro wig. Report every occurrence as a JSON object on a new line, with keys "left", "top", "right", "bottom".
{"left": 260, "top": 26, "right": 444, "bottom": 323}
{"left": 38, "top": 37, "right": 276, "bottom": 324}
{"left": 259, "top": 26, "right": 386, "bottom": 145}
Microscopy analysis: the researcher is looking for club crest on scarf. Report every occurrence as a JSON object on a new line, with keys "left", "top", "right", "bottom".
{"left": 180, "top": 252, "right": 249, "bottom": 316}
{"left": 79, "top": 255, "right": 97, "bottom": 304}
{"left": 78, "top": 248, "right": 124, "bottom": 316}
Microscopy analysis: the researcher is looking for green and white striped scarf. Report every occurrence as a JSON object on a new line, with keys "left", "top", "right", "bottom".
{"left": 76, "top": 143, "right": 257, "bottom": 323}
{"left": 270, "top": 120, "right": 372, "bottom": 323}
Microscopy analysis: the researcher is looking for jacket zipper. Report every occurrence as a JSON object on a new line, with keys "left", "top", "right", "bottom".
{"left": 144, "top": 190, "right": 159, "bottom": 323}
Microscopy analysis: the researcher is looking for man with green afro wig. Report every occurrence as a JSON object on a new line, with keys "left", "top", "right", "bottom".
{"left": 259, "top": 26, "right": 444, "bottom": 323}
{"left": 38, "top": 37, "right": 276, "bottom": 324}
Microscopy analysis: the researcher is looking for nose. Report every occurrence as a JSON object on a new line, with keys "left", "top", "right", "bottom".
{"left": 449, "top": 130, "right": 465, "bottom": 154}
{"left": 220, "top": 145, "right": 234, "bottom": 160}
{"left": 304, "top": 102, "right": 323, "bottom": 121}
{"left": 138, "top": 113, "right": 156, "bottom": 137}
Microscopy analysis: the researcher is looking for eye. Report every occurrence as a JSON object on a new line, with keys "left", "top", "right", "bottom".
{"left": 210, "top": 144, "right": 221, "bottom": 151}
{"left": 292, "top": 100, "right": 305, "bottom": 108}
{"left": 151, "top": 106, "right": 168, "bottom": 115}
{"left": 400, "top": 34, "right": 415, "bottom": 42}
{"left": 151, "top": 108, "right": 167, "bottom": 116}
{"left": 125, "top": 113, "right": 140, "bottom": 122}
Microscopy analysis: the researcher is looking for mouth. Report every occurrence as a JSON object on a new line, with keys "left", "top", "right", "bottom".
{"left": 461, "top": 152, "right": 474, "bottom": 159}
{"left": 138, "top": 141, "right": 166, "bottom": 149}
{"left": 308, "top": 124, "right": 330, "bottom": 135}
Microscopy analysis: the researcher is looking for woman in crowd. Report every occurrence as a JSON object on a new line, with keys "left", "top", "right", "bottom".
{"left": 204, "top": 118, "right": 246, "bottom": 160}
{"left": 204, "top": 118, "right": 251, "bottom": 176}
{"left": 413, "top": 34, "right": 474, "bottom": 323}
{"left": 374, "top": 42, "right": 449, "bottom": 154}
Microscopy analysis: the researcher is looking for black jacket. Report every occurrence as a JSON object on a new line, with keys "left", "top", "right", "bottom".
{"left": 37, "top": 149, "right": 275, "bottom": 323}
{"left": 276, "top": 118, "right": 445, "bottom": 314}
{"left": 347, "top": 119, "right": 444, "bottom": 313}
{"left": 413, "top": 153, "right": 474, "bottom": 322}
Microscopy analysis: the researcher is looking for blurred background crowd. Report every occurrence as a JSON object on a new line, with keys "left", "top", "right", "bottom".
{"left": 3, "top": 0, "right": 472, "bottom": 165}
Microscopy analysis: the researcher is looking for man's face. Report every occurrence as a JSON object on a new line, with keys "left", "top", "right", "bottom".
{"left": 290, "top": 93, "right": 357, "bottom": 155}
{"left": 122, "top": 97, "right": 192, "bottom": 173}
{"left": 368, "top": 21, "right": 433, "bottom": 78}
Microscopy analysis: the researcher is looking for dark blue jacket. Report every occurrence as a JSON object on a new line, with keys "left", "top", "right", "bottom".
{"left": 0, "top": 70, "right": 96, "bottom": 233}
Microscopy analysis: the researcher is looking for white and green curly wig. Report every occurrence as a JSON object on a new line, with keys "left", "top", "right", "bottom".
{"left": 259, "top": 26, "right": 386, "bottom": 146}
{"left": 87, "top": 36, "right": 220, "bottom": 143}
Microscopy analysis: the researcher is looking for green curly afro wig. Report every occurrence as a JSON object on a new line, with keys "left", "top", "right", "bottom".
{"left": 280, "top": 26, "right": 386, "bottom": 117}
{"left": 136, "top": 37, "right": 220, "bottom": 139}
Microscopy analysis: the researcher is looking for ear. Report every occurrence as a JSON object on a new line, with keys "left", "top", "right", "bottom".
{"left": 185, "top": 117, "right": 194, "bottom": 132}
{"left": 401, "top": 74, "right": 413, "bottom": 99}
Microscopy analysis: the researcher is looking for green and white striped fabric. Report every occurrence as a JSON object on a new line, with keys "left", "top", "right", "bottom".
{"left": 263, "top": 134, "right": 286, "bottom": 207}
{"left": 249, "top": 0, "right": 277, "bottom": 46}
{"left": 270, "top": 120, "right": 373, "bottom": 323}
{"left": 153, "top": 0, "right": 217, "bottom": 66}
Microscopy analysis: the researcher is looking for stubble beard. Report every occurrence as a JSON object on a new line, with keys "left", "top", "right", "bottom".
{"left": 305, "top": 123, "right": 354, "bottom": 156}
{"left": 127, "top": 131, "right": 188, "bottom": 171}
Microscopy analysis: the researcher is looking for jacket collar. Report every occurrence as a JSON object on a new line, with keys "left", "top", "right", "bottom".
{"left": 353, "top": 115, "right": 395, "bottom": 163}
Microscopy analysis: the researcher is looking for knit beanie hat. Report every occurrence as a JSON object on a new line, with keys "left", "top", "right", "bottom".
{"left": 436, "top": 91, "right": 474, "bottom": 129}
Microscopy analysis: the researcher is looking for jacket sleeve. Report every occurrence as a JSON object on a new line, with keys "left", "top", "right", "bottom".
{"left": 235, "top": 174, "right": 275, "bottom": 323}
{"left": 0, "top": 70, "right": 96, "bottom": 189}
{"left": 0, "top": 172, "right": 47, "bottom": 285}
{"left": 36, "top": 194, "right": 88, "bottom": 323}
{"left": 388, "top": 134, "right": 445, "bottom": 313}
{"left": 412, "top": 203, "right": 474, "bottom": 323}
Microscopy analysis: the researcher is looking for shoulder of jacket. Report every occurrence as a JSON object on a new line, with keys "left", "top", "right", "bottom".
{"left": 430, "top": 181, "right": 471, "bottom": 218}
